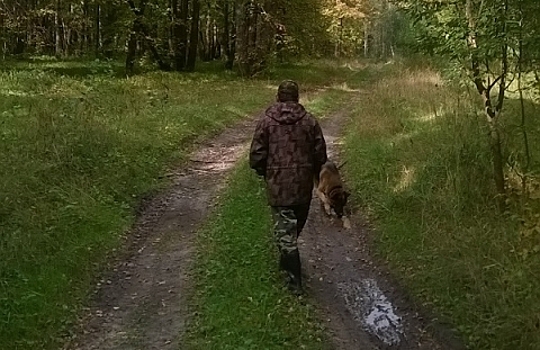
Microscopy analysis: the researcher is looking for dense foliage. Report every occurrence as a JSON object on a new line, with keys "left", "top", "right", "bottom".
{"left": 0, "top": 1, "right": 405, "bottom": 74}
{"left": 395, "top": 0, "right": 540, "bottom": 202}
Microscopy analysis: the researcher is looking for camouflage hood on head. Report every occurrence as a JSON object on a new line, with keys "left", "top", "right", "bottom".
{"left": 265, "top": 101, "right": 307, "bottom": 125}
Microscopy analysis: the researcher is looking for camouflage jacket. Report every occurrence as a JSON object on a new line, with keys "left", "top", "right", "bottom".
{"left": 249, "top": 101, "right": 327, "bottom": 206}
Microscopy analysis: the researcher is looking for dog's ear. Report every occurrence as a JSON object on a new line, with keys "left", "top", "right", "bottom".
{"left": 344, "top": 191, "right": 350, "bottom": 200}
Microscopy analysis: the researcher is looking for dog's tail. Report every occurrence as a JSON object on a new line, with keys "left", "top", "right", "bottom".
{"left": 337, "top": 160, "right": 348, "bottom": 170}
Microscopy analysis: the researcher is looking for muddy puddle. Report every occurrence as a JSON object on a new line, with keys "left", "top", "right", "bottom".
{"left": 339, "top": 278, "right": 403, "bottom": 346}
{"left": 299, "top": 118, "right": 462, "bottom": 350}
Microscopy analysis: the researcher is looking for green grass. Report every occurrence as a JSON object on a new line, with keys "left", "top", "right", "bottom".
{"left": 13, "top": 56, "right": 534, "bottom": 350}
{"left": 0, "top": 57, "right": 372, "bottom": 350}
{"left": 341, "top": 62, "right": 540, "bottom": 349}
{"left": 186, "top": 161, "right": 329, "bottom": 350}
{"left": 0, "top": 59, "right": 272, "bottom": 350}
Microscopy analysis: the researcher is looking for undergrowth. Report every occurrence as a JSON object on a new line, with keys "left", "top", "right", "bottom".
{"left": 342, "top": 62, "right": 540, "bottom": 349}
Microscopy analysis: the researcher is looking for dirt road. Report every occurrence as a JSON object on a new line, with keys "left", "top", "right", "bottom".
{"left": 66, "top": 105, "right": 464, "bottom": 350}
{"left": 301, "top": 112, "right": 464, "bottom": 350}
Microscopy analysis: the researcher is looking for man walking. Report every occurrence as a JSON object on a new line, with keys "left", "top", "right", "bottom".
{"left": 249, "top": 80, "right": 327, "bottom": 293}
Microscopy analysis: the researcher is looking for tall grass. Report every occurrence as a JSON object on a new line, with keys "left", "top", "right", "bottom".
{"left": 0, "top": 59, "right": 274, "bottom": 349}
{"left": 0, "top": 58, "right": 370, "bottom": 350}
{"left": 342, "top": 62, "right": 540, "bottom": 349}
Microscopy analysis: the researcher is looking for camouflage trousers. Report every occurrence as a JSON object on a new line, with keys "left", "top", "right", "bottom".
{"left": 271, "top": 204, "right": 310, "bottom": 255}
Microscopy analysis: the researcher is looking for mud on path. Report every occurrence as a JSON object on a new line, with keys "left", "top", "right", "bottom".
{"left": 66, "top": 105, "right": 465, "bottom": 350}
{"left": 301, "top": 113, "right": 465, "bottom": 350}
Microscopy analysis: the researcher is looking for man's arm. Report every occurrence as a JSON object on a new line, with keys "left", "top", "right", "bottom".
{"left": 249, "top": 118, "right": 268, "bottom": 177}
{"left": 313, "top": 121, "right": 327, "bottom": 176}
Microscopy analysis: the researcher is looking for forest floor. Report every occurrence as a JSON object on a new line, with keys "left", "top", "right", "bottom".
{"left": 65, "top": 103, "right": 466, "bottom": 350}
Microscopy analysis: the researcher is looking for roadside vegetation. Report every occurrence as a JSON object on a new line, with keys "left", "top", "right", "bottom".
{"left": 2, "top": 57, "right": 540, "bottom": 350}
{"left": 3, "top": 0, "right": 540, "bottom": 349}
{"left": 0, "top": 58, "right": 367, "bottom": 350}
{"left": 342, "top": 62, "right": 540, "bottom": 349}
{"left": 0, "top": 58, "right": 274, "bottom": 349}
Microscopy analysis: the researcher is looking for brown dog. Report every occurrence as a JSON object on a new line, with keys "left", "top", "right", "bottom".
{"left": 315, "top": 161, "right": 351, "bottom": 228}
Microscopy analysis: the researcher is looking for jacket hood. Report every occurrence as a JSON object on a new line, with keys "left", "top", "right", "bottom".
{"left": 266, "top": 101, "right": 307, "bottom": 125}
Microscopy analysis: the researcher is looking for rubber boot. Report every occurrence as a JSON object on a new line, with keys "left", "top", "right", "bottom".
{"left": 279, "top": 253, "right": 287, "bottom": 271}
{"left": 282, "top": 250, "right": 303, "bottom": 295}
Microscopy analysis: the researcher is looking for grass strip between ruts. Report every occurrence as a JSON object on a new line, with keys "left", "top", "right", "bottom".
{"left": 186, "top": 159, "right": 329, "bottom": 350}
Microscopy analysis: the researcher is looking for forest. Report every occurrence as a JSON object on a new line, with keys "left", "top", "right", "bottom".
{"left": 2, "top": 0, "right": 540, "bottom": 349}
{"left": 0, "top": 0, "right": 404, "bottom": 73}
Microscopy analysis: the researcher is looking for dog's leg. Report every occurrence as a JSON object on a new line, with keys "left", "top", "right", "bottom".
{"left": 316, "top": 189, "right": 333, "bottom": 216}
{"left": 320, "top": 192, "right": 332, "bottom": 216}
{"left": 324, "top": 203, "right": 332, "bottom": 216}
{"left": 341, "top": 216, "right": 351, "bottom": 229}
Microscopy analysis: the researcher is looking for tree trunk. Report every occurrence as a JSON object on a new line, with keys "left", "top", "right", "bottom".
{"left": 198, "top": 29, "right": 207, "bottom": 60}
{"left": 63, "top": 18, "right": 70, "bottom": 56}
{"left": 335, "top": 17, "right": 343, "bottom": 58}
{"left": 171, "top": 0, "right": 181, "bottom": 68}
{"left": 175, "top": 0, "right": 189, "bottom": 70}
{"left": 145, "top": 33, "right": 171, "bottom": 70}
{"left": 55, "top": 0, "right": 62, "bottom": 56}
{"left": 205, "top": 10, "right": 213, "bottom": 61}
{"left": 228, "top": 0, "right": 237, "bottom": 69}
{"left": 363, "top": 20, "right": 369, "bottom": 57}
{"left": 237, "top": 0, "right": 259, "bottom": 76}
{"left": 466, "top": 0, "right": 507, "bottom": 208}
{"left": 211, "top": 19, "right": 217, "bottom": 59}
{"left": 125, "top": 22, "right": 138, "bottom": 76}
{"left": 488, "top": 120, "right": 506, "bottom": 199}
{"left": 82, "top": 0, "right": 89, "bottom": 53}
{"left": 0, "top": 15, "right": 4, "bottom": 58}
{"left": 223, "top": 1, "right": 232, "bottom": 68}
{"left": 517, "top": 6, "right": 531, "bottom": 193}
{"left": 186, "top": 0, "right": 200, "bottom": 71}
{"left": 125, "top": 0, "right": 170, "bottom": 74}
{"left": 236, "top": 0, "right": 273, "bottom": 76}
{"left": 169, "top": 0, "right": 175, "bottom": 57}
{"left": 27, "top": 2, "right": 34, "bottom": 54}
{"left": 63, "top": 3, "right": 74, "bottom": 56}
{"left": 95, "top": 4, "right": 101, "bottom": 55}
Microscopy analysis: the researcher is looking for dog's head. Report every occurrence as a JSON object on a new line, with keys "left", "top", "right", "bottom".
{"left": 329, "top": 188, "right": 350, "bottom": 218}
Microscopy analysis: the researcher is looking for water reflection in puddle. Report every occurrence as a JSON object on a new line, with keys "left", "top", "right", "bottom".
{"left": 338, "top": 278, "right": 403, "bottom": 346}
